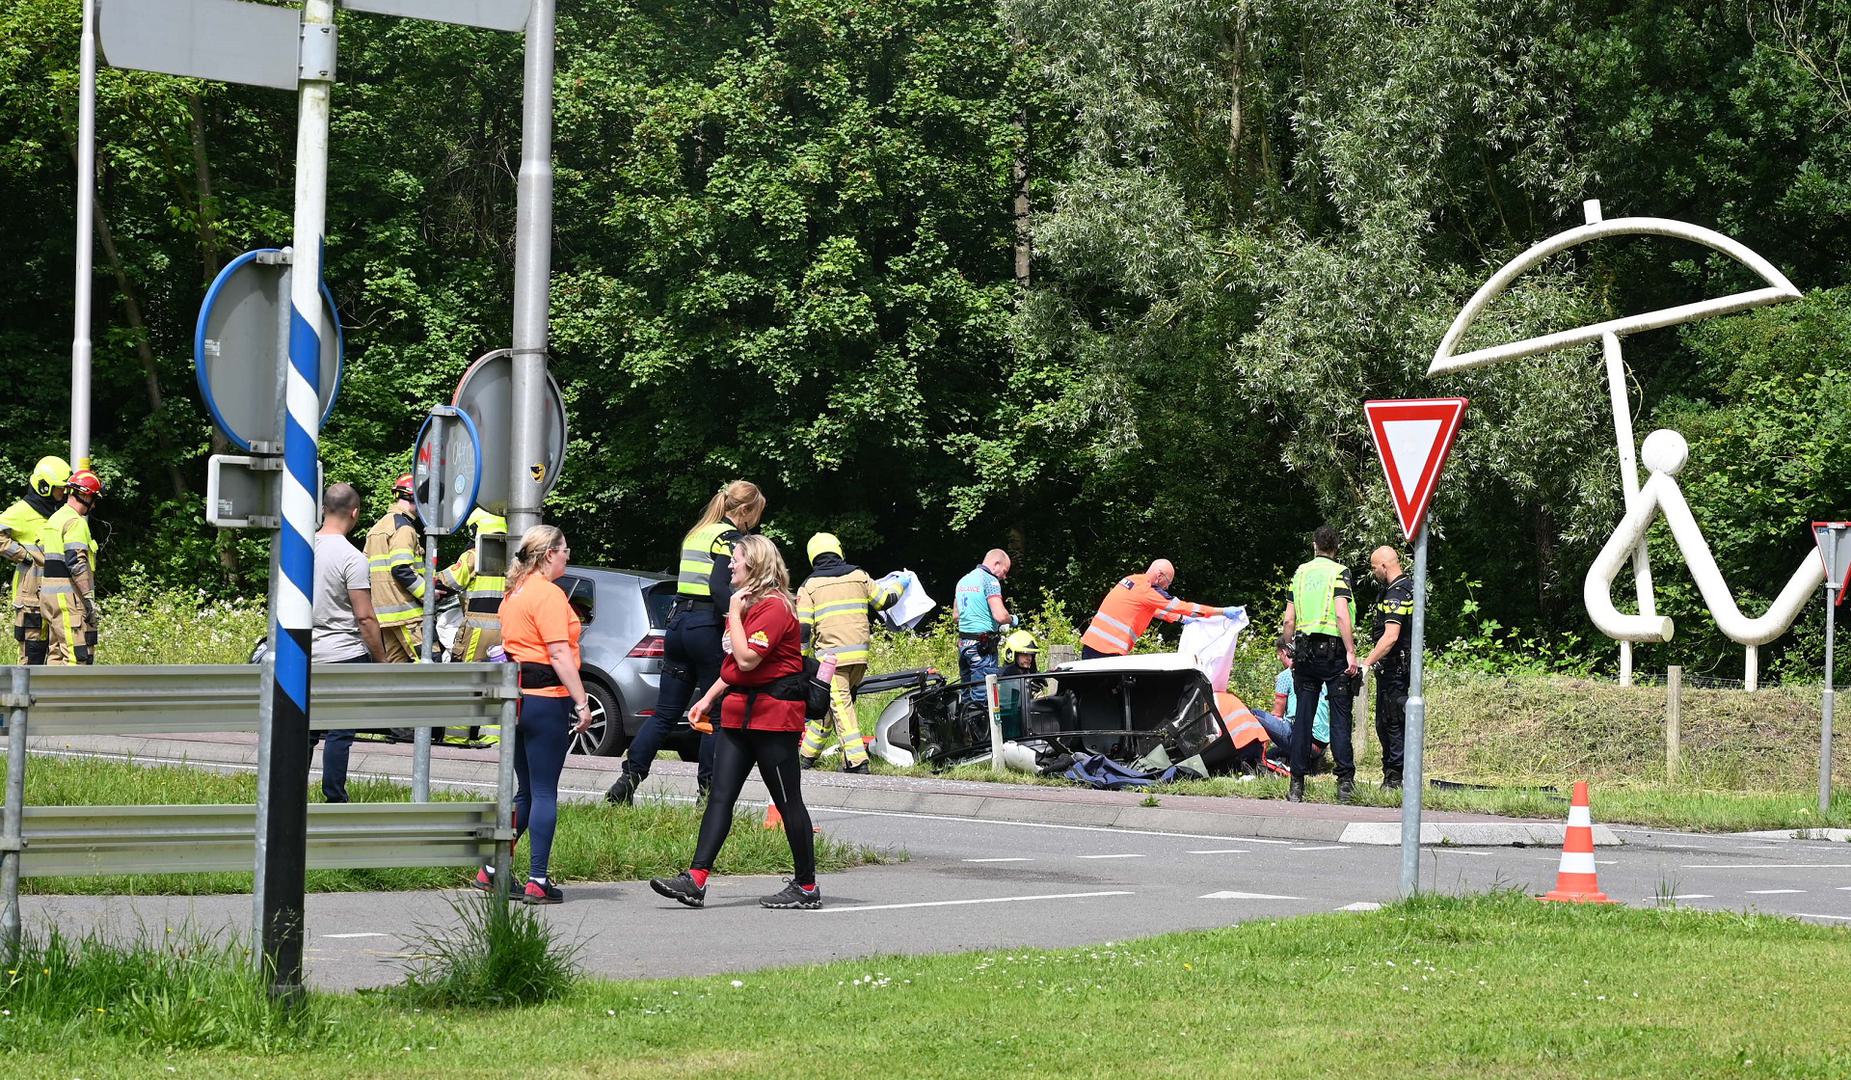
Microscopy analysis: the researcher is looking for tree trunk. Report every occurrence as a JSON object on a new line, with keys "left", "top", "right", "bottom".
{"left": 1012, "top": 110, "right": 1032, "bottom": 290}
{"left": 93, "top": 178, "right": 190, "bottom": 501}
{"left": 189, "top": 90, "right": 243, "bottom": 587}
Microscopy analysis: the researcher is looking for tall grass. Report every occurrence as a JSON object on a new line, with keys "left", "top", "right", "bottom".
{"left": 395, "top": 898, "right": 582, "bottom": 1008}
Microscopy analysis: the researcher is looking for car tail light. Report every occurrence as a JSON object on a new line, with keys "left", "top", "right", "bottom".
{"left": 628, "top": 634, "right": 665, "bottom": 659}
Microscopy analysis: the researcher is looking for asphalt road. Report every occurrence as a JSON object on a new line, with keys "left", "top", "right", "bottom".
{"left": 24, "top": 793, "right": 1851, "bottom": 990}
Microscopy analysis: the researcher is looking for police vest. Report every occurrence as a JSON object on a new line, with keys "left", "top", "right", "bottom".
{"left": 1291, "top": 557, "right": 1348, "bottom": 637}
{"left": 677, "top": 521, "right": 736, "bottom": 599}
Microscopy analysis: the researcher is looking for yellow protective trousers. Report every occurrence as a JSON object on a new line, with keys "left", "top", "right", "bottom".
{"left": 40, "top": 585, "right": 95, "bottom": 665}
{"left": 800, "top": 663, "right": 868, "bottom": 766}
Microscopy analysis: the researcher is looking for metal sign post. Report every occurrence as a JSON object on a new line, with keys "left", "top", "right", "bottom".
{"left": 71, "top": 0, "right": 98, "bottom": 472}
{"left": 409, "top": 406, "right": 483, "bottom": 800}
{"left": 507, "top": 0, "right": 556, "bottom": 539}
{"left": 1364, "top": 398, "right": 1469, "bottom": 898}
{"left": 1815, "top": 523, "right": 1850, "bottom": 815}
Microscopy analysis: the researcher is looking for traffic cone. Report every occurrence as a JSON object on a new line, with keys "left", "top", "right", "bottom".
{"left": 763, "top": 803, "right": 783, "bottom": 830}
{"left": 1541, "top": 780, "right": 1615, "bottom": 904}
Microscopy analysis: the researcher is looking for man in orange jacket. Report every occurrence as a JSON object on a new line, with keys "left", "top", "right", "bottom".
{"left": 1080, "top": 559, "right": 1237, "bottom": 659}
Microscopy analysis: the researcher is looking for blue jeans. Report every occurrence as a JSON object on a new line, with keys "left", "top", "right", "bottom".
{"left": 957, "top": 638, "right": 998, "bottom": 703}
{"left": 514, "top": 693, "right": 573, "bottom": 881}
{"left": 623, "top": 605, "right": 721, "bottom": 788}
{"left": 314, "top": 653, "right": 368, "bottom": 802}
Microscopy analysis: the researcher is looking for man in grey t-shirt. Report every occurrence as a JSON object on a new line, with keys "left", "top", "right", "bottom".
{"left": 313, "top": 483, "right": 385, "bottom": 801}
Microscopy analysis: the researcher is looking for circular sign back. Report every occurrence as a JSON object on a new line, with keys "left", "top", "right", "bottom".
{"left": 194, "top": 248, "right": 343, "bottom": 452}
{"left": 451, "top": 348, "right": 568, "bottom": 517}
{"left": 412, "top": 408, "right": 483, "bottom": 535}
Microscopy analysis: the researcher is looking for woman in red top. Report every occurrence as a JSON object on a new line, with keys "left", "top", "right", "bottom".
{"left": 481, "top": 525, "right": 591, "bottom": 904}
{"left": 650, "top": 534, "right": 820, "bottom": 910}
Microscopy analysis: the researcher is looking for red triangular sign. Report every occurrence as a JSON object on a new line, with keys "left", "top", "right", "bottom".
{"left": 1365, "top": 398, "right": 1469, "bottom": 542}
{"left": 1814, "top": 522, "right": 1851, "bottom": 606}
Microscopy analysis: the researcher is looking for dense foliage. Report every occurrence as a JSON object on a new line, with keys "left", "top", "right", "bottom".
{"left": 1, "top": 0, "right": 1846, "bottom": 680}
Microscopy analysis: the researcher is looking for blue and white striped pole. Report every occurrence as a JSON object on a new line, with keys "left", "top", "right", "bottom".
{"left": 258, "top": 0, "right": 336, "bottom": 998}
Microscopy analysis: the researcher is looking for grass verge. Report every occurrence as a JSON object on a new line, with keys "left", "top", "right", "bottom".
{"left": 8, "top": 892, "right": 1850, "bottom": 1078}
{"left": 7, "top": 754, "right": 891, "bottom": 895}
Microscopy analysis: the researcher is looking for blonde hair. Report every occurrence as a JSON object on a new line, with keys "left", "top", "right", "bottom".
{"left": 729, "top": 533, "right": 792, "bottom": 610}
{"left": 504, "top": 525, "right": 566, "bottom": 595}
{"left": 687, "top": 479, "right": 765, "bottom": 541}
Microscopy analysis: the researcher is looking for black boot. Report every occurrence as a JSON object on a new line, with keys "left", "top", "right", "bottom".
{"left": 604, "top": 773, "right": 637, "bottom": 806}
{"left": 1337, "top": 779, "right": 1355, "bottom": 804}
{"left": 1286, "top": 778, "right": 1305, "bottom": 803}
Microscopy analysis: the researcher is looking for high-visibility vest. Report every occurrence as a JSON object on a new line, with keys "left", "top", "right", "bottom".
{"left": 676, "top": 521, "right": 736, "bottom": 599}
{"left": 1290, "top": 557, "right": 1349, "bottom": 637}
{"left": 1079, "top": 574, "right": 1217, "bottom": 656}
{"left": 0, "top": 496, "right": 53, "bottom": 611}
{"left": 1216, "top": 691, "right": 1266, "bottom": 750}
{"left": 796, "top": 569, "right": 903, "bottom": 666}
{"left": 365, "top": 512, "right": 425, "bottom": 626}
{"left": 440, "top": 548, "right": 505, "bottom": 623}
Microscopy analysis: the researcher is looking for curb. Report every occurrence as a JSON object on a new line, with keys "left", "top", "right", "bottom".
{"left": 27, "top": 733, "right": 1617, "bottom": 847}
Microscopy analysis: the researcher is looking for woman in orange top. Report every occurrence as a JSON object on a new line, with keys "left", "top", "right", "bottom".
{"left": 482, "top": 525, "right": 591, "bottom": 904}
{"left": 650, "top": 534, "right": 821, "bottom": 909}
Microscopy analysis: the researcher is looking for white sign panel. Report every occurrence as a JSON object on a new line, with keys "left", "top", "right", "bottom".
{"left": 342, "top": 0, "right": 532, "bottom": 31}
{"left": 99, "top": 0, "right": 301, "bottom": 91}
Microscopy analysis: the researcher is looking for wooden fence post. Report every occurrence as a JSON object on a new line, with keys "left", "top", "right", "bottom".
{"left": 1667, "top": 665, "right": 1682, "bottom": 783}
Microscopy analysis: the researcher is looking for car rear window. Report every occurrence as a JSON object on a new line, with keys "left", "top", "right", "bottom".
{"left": 643, "top": 581, "right": 675, "bottom": 630}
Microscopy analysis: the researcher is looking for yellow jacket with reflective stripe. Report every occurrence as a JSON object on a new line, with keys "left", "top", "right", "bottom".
{"left": 39, "top": 505, "right": 95, "bottom": 601}
{"left": 439, "top": 548, "right": 504, "bottom": 624}
{"left": 364, "top": 512, "right": 426, "bottom": 625}
{"left": 1290, "top": 557, "right": 1352, "bottom": 637}
{"left": 0, "top": 496, "right": 52, "bottom": 611}
{"left": 796, "top": 567, "right": 903, "bottom": 665}
{"left": 676, "top": 521, "right": 737, "bottom": 598}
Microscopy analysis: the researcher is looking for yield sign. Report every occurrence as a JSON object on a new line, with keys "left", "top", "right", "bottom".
{"left": 1365, "top": 397, "right": 1469, "bottom": 541}
{"left": 1814, "top": 522, "right": 1851, "bottom": 605}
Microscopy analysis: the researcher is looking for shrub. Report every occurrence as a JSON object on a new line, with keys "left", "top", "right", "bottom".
{"left": 395, "top": 897, "right": 581, "bottom": 1008}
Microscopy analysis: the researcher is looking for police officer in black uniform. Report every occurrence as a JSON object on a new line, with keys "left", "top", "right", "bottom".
{"left": 1363, "top": 545, "right": 1414, "bottom": 788}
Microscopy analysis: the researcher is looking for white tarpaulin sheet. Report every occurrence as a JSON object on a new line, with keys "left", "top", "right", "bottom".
{"left": 878, "top": 569, "right": 937, "bottom": 631}
{"left": 1178, "top": 608, "right": 1248, "bottom": 692}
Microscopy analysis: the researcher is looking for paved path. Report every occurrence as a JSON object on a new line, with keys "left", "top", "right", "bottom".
{"left": 21, "top": 736, "right": 1851, "bottom": 990}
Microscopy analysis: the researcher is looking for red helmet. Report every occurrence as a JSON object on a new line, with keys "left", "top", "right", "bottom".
{"left": 69, "top": 469, "right": 103, "bottom": 502}
{"left": 392, "top": 473, "right": 416, "bottom": 499}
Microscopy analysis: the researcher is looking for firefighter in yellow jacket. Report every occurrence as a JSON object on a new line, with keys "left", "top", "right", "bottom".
{"left": 796, "top": 533, "right": 905, "bottom": 773}
{"left": 40, "top": 469, "right": 103, "bottom": 665}
{"left": 2, "top": 456, "right": 71, "bottom": 664}
{"left": 363, "top": 474, "right": 427, "bottom": 663}
{"left": 438, "top": 508, "right": 508, "bottom": 663}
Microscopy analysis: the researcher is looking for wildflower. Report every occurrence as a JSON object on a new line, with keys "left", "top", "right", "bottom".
{"left": 730, "top": 980, "right": 744, "bottom": 988}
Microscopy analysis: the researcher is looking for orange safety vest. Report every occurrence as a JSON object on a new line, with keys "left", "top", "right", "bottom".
{"left": 1079, "top": 574, "right": 1218, "bottom": 656}
{"left": 1215, "top": 691, "right": 1266, "bottom": 750}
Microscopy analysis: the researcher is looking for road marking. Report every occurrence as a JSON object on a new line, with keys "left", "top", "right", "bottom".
{"left": 962, "top": 857, "right": 1032, "bottom": 863}
{"left": 1076, "top": 853, "right": 1146, "bottom": 860}
{"left": 1340, "top": 901, "right": 1382, "bottom": 911}
{"left": 1794, "top": 913, "right": 1851, "bottom": 922}
{"left": 1291, "top": 845, "right": 1346, "bottom": 852}
{"left": 818, "top": 890, "right": 1133, "bottom": 913}
{"left": 1747, "top": 889, "right": 1806, "bottom": 895}
{"left": 1187, "top": 849, "right": 1249, "bottom": 855}
{"left": 1663, "top": 894, "right": 1713, "bottom": 900}
{"left": 1200, "top": 890, "right": 1302, "bottom": 901}
{"left": 1837, "top": 886, "right": 1851, "bottom": 891}
{"left": 322, "top": 932, "right": 389, "bottom": 939}
{"left": 1682, "top": 864, "right": 1851, "bottom": 870}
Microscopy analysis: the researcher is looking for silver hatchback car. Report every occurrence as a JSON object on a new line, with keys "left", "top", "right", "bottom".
{"left": 555, "top": 566, "right": 685, "bottom": 758}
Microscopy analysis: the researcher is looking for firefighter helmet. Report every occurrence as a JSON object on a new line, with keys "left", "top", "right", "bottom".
{"left": 467, "top": 508, "right": 507, "bottom": 535}
{"left": 67, "top": 469, "right": 103, "bottom": 503}
{"left": 1001, "top": 629, "right": 1039, "bottom": 667}
{"left": 806, "top": 532, "right": 843, "bottom": 566}
{"left": 30, "top": 456, "right": 72, "bottom": 499}
{"left": 392, "top": 473, "right": 417, "bottom": 499}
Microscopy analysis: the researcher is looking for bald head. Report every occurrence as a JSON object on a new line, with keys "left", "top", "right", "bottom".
{"left": 983, "top": 549, "right": 1012, "bottom": 578}
{"left": 1370, "top": 545, "right": 1403, "bottom": 583}
{"left": 1147, "top": 559, "right": 1176, "bottom": 590}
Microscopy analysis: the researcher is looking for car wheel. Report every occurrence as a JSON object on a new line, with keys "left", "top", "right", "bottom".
{"left": 572, "top": 678, "right": 628, "bottom": 757}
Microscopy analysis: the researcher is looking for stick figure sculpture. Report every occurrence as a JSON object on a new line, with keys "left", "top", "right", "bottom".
{"left": 1584, "top": 429, "right": 1826, "bottom": 651}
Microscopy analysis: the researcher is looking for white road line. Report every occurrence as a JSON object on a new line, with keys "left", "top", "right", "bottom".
{"left": 322, "top": 932, "right": 389, "bottom": 939}
{"left": 1291, "top": 845, "right": 1346, "bottom": 852}
{"left": 962, "top": 857, "right": 1032, "bottom": 863}
{"left": 1837, "top": 886, "right": 1851, "bottom": 891}
{"left": 1746, "top": 889, "right": 1806, "bottom": 895}
{"left": 1075, "top": 853, "right": 1146, "bottom": 860}
{"left": 818, "top": 890, "right": 1133, "bottom": 913}
{"left": 1339, "top": 901, "right": 1382, "bottom": 911}
{"left": 1682, "top": 864, "right": 1851, "bottom": 870}
{"left": 1200, "top": 890, "right": 1302, "bottom": 900}
{"left": 1186, "top": 849, "right": 1249, "bottom": 855}
{"left": 1664, "top": 894, "right": 1714, "bottom": 900}
{"left": 1793, "top": 913, "right": 1851, "bottom": 922}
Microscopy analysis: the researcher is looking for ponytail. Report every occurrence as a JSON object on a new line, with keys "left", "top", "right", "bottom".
{"left": 504, "top": 525, "right": 565, "bottom": 596}
{"left": 685, "top": 479, "right": 765, "bottom": 542}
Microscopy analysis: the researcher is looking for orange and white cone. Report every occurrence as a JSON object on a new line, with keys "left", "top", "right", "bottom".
{"left": 1541, "top": 780, "right": 1615, "bottom": 904}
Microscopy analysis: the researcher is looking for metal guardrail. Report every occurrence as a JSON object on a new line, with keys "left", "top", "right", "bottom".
{"left": 0, "top": 662, "right": 518, "bottom": 955}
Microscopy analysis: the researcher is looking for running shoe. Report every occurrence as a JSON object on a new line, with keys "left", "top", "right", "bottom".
{"left": 650, "top": 870, "right": 707, "bottom": 909}
{"left": 759, "top": 880, "right": 822, "bottom": 910}
{"left": 523, "top": 879, "right": 563, "bottom": 905}
{"left": 604, "top": 774, "right": 638, "bottom": 806}
{"left": 472, "top": 865, "right": 496, "bottom": 892}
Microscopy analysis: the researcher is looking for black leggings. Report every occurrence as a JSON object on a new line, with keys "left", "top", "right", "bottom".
{"left": 692, "top": 726, "right": 815, "bottom": 885}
